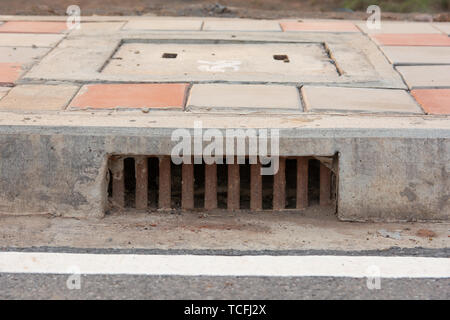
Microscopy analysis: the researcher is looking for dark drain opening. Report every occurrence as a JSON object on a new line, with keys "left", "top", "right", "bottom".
{"left": 309, "top": 159, "right": 320, "bottom": 205}
{"left": 162, "top": 53, "right": 177, "bottom": 59}
{"left": 124, "top": 157, "right": 136, "bottom": 208}
{"left": 273, "top": 54, "right": 290, "bottom": 63}
{"left": 108, "top": 156, "right": 336, "bottom": 212}
{"left": 194, "top": 163, "right": 205, "bottom": 209}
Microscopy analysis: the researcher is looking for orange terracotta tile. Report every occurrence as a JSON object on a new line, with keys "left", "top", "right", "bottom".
{"left": 69, "top": 83, "right": 188, "bottom": 110}
{"left": 280, "top": 21, "right": 359, "bottom": 32}
{"left": 0, "top": 21, "right": 67, "bottom": 34}
{"left": 412, "top": 89, "right": 450, "bottom": 115}
{"left": 371, "top": 34, "right": 450, "bottom": 46}
{"left": 0, "top": 63, "right": 22, "bottom": 84}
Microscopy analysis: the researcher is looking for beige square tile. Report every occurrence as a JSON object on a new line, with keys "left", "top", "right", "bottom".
{"left": 0, "top": 84, "right": 79, "bottom": 111}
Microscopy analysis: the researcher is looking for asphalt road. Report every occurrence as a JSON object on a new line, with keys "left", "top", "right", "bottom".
{"left": 0, "top": 247, "right": 448, "bottom": 300}
{"left": 1, "top": 274, "right": 449, "bottom": 300}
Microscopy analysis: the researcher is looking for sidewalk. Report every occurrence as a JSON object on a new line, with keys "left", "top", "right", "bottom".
{"left": 0, "top": 16, "right": 449, "bottom": 221}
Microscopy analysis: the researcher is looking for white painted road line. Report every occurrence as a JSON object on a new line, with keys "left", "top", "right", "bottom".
{"left": 0, "top": 252, "right": 449, "bottom": 278}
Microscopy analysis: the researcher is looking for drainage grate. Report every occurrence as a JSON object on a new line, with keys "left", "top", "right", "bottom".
{"left": 107, "top": 156, "right": 336, "bottom": 212}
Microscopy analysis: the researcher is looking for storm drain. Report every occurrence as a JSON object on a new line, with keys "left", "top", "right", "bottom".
{"left": 107, "top": 156, "right": 336, "bottom": 212}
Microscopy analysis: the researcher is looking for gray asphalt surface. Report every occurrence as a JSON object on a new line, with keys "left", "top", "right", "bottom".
{"left": 1, "top": 274, "right": 448, "bottom": 300}
{"left": 1, "top": 247, "right": 448, "bottom": 300}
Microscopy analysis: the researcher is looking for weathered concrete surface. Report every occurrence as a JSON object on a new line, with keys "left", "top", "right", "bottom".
{"left": 23, "top": 31, "right": 406, "bottom": 88}
{"left": 397, "top": 66, "right": 450, "bottom": 89}
{"left": 381, "top": 46, "right": 450, "bottom": 65}
{"left": 187, "top": 84, "right": 302, "bottom": 113}
{"left": 0, "top": 210, "right": 449, "bottom": 251}
{"left": 302, "top": 86, "right": 423, "bottom": 114}
{"left": 102, "top": 42, "right": 338, "bottom": 82}
{"left": 0, "top": 114, "right": 448, "bottom": 222}
{"left": 0, "top": 84, "right": 79, "bottom": 111}
{"left": 0, "top": 16, "right": 449, "bottom": 222}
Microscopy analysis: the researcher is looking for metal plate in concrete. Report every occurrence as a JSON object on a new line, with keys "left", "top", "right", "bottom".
{"left": 102, "top": 41, "right": 339, "bottom": 82}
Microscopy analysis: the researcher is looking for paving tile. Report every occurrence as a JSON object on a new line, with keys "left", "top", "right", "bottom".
{"left": 397, "top": 66, "right": 450, "bottom": 89}
{"left": 123, "top": 19, "right": 202, "bottom": 31}
{"left": 187, "top": 84, "right": 301, "bottom": 113}
{"left": 0, "top": 21, "right": 67, "bottom": 34}
{"left": 0, "top": 47, "right": 49, "bottom": 63}
{"left": 280, "top": 21, "right": 359, "bottom": 32}
{"left": 381, "top": 46, "right": 450, "bottom": 65}
{"left": 70, "top": 22, "right": 126, "bottom": 35}
{"left": 411, "top": 89, "right": 450, "bottom": 115}
{"left": 433, "top": 23, "right": 450, "bottom": 35}
{"left": 302, "top": 86, "right": 423, "bottom": 114}
{"left": 358, "top": 22, "right": 441, "bottom": 34}
{"left": 0, "top": 62, "right": 22, "bottom": 84}
{"left": 69, "top": 83, "right": 188, "bottom": 110}
{"left": 0, "top": 33, "right": 63, "bottom": 47}
{"left": 203, "top": 20, "right": 281, "bottom": 31}
{"left": 0, "top": 84, "right": 79, "bottom": 111}
{"left": 0, "top": 86, "right": 10, "bottom": 100}
{"left": 371, "top": 34, "right": 450, "bottom": 46}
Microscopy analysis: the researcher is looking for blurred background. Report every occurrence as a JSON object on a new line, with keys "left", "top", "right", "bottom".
{"left": 0, "top": 0, "right": 448, "bottom": 21}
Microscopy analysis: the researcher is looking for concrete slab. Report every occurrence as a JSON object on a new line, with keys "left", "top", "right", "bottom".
{"left": 280, "top": 21, "right": 359, "bottom": 32}
{"left": 187, "top": 84, "right": 301, "bottom": 113}
{"left": 371, "top": 34, "right": 450, "bottom": 46}
{"left": 358, "top": 22, "right": 441, "bottom": 34}
{"left": 102, "top": 42, "right": 338, "bottom": 83}
{"left": 0, "top": 21, "right": 68, "bottom": 34}
{"left": 397, "top": 65, "right": 450, "bottom": 89}
{"left": 123, "top": 19, "right": 203, "bottom": 31}
{"left": 203, "top": 20, "right": 281, "bottom": 31}
{"left": 0, "top": 87, "right": 10, "bottom": 100}
{"left": 0, "top": 114, "right": 448, "bottom": 221}
{"left": 24, "top": 31, "right": 405, "bottom": 88}
{"left": 0, "top": 46, "right": 49, "bottom": 63}
{"left": 381, "top": 46, "right": 450, "bottom": 65}
{"left": 70, "top": 22, "right": 126, "bottom": 35}
{"left": 69, "top": 83, "right": 188, "bottom": 110}
{"left": 302, "top": 86, "right": 423, "bottom": 114}
{"left": 412, "top": 89, "right": 450, "bottom": 115}
{"left": 0, "top": 85, "right": 79, "bottom": 111}
{"left": 0, "top": 16, "right": 447, "bottom": 221}
{"left": 433, "top": 23, "right": 450, "bottom": 35}
{"left": 0, "top": 33, "right": 63, "bottom": 47}
{"left": 0, "top": 62, "right": 21, "bottom": 84}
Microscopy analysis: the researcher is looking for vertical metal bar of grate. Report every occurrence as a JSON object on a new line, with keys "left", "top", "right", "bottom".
{"left": 110, "top": 156, "right": 125, "bottom": 208}
{"left": 250, "top": 162, "right": 262, "bottom": 211}
{"left": 320, "top": 162, "right": 331, "bottom": 206}
{"left": 273, "top": 157, "right": 286, "bottom": 210}
{"left": 204, "top": 163, "right": 217, "bottom": 210}
{"left": 182, "top": 163, "right": 194, "bottom": 210}
{"left": 227, "top": 162, "right": 240, "bottom": 211}
{"left": 135, "top": 156, "right": 148, "bottom": 210}
{"left": 158, "top": 156, "right": 171, "bottom": 209}
{"left": 296, "top": 157, "right": 309, "bottom": 209}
